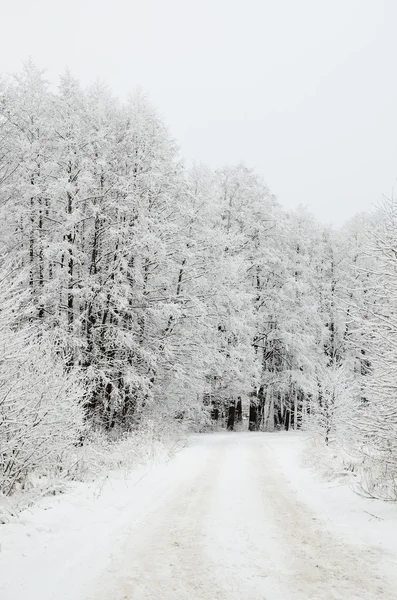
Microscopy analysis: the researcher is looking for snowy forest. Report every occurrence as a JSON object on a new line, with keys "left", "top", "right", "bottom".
{"left": 1, "top": 62, "right": 397, "bottom": 502}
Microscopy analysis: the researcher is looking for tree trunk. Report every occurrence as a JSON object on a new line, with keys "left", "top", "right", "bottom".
{"left": 66, "top": 181, "right": 74, "bottom": 350}
{"left": 267, "top": 391, "right": 275, "bottom": 431}
{"left": 285, "top": 409, "right": 291, "bottom": 431}
{"left": 227, "top": 399, "right": 236, "bottom": 431}
{"left": 236, "top": 397, "right": 242, "bottom": 424}
{"left": 249, "top": 400, "right": 258, "bottom": 431}
{"left": 302, "top": 395, "right": 307, "bottom": 428}
{"left": 294, "top": 388, "right": 298, "bottom": 430}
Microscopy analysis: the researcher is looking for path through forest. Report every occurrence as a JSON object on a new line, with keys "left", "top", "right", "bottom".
{"left": 86, "top": 433, "right": 397, "bottom": 600}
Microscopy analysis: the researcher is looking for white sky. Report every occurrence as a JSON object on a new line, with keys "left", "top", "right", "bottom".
{"left": 1, "top": 0, "right": 397, "bottom": 224}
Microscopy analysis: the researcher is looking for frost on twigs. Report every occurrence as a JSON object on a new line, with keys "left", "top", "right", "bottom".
{"left": 67, "top": 416, "right": 188, "bottom": 484}
{"left": 0, "top": 273, "right": 86, "bottom": 502}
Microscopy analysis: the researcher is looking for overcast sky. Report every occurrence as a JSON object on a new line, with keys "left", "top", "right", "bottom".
{"left": 1, "top": 0, "right": 397, "bottom": 224}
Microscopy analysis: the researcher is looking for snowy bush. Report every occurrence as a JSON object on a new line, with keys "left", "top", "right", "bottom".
{"left": 0, "top": 327, "right": 85, "bottom": 497}
{"left": 305, "top": 363, "right": 360, "bottom": 445}
{"left": 350, "top": 401, "right": 397, "bottom": 502}
{"left": 62, "top": 416, "right": 187, "bottom": 486}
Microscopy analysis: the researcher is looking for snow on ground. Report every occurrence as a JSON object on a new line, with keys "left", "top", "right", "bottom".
{"left": 267, "top": 432, "right": 397, "bottom": 551}
{"left": 0, "top": 442, "right": 195, "bottom": 600}
{"left": 1, "top": 432, "right": 397, "bottom": 599}
{"left": 266, "top": 432, "right": 397, "bottom": 592}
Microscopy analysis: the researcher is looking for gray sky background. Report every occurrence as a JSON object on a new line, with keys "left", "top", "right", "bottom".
{"left": 1, "top": 0, "right": 397, "bottom": 225}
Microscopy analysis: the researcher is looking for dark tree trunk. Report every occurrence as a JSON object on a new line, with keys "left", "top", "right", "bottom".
{"left": 227, "top": 400, "right": 236, "bottom": 431}
{"left": 275, "top": 405, "right": 283, "bottom": 429}
{"left": 249, "top": 401, "right": 258, "bottom": 431}
{"left": 105, "top": 381, "right": 115, "bottom": 430}
{"left": 236, "top": 397, "right": 242, "bottom": 423}
{"left": 285, "top": 409, "right": 291, "bottom": 431}
{"left": 38, "top": 193, "right": 44, "bottom": 319}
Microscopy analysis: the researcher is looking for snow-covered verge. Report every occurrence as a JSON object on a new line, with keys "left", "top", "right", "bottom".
{"left": 0, "top": 417, "right": 188, "bottom": 521}
{"left": 267, "top": 432, "right": 397, "bottom": 559}
{"left": 0, "top": 431, "right": 189, "bottom": 600}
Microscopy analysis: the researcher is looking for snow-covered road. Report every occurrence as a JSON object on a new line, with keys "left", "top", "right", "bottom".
{"left": 2, "top": 432, "right": 397, "bottom": 599}
{"left": 89, "top": 433, "right": 396, "bottom": 600}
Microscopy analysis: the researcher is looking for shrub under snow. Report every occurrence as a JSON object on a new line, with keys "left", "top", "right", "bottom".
{"left": 0, "top": 326, "right": 86, "bottom": 499}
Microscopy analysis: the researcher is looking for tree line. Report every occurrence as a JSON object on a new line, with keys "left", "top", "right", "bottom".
{"left": 1, "top": 62, "right": 397, "bottom": 500}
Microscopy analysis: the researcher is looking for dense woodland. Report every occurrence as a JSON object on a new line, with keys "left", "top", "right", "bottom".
{"left": 1, "top": 62, "right": 397, "bottom": 500}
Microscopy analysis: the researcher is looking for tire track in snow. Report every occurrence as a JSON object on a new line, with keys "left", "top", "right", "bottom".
{"left": 89, "top": 441, "right": 232, "bottom": 599}
{"left": 256, "top": 439, "right": 391, "bottom": 599}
